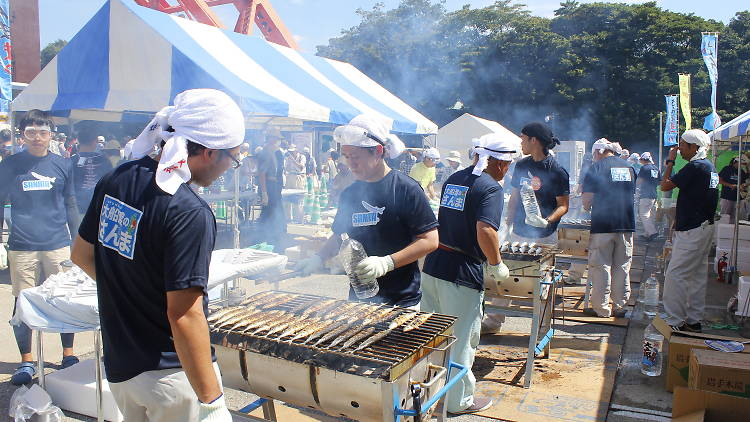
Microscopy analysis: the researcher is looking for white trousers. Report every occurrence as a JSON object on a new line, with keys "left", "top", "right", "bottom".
{"left": 109, "top": 363, "right": 223, "bottom": 422}
{"left": 588, "top": 232, "right": 633, "bottom": 317}
{"left": 638, "top": 198, "right": 658, "bottom": 237}
{"left": 663, "top": 224, "right": 715, "bottom": 326}
{"left": 421, "top": 274, "right": 482, "bottom": 413}
{"left": 720, "top": 199, "right": 737, "bottom": 223}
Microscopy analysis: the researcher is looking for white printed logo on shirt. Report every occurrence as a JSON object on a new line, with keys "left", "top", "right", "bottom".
{"left": 98, "top": 195, "right": 143, "bottom": 260}
{"left": 709, "top": 172, "right": 719, "bottom": 189}
{"left": 352, "top": 201, "right": 385, "bottom": 227}
{"left": 21, "top": 172, "right": 57, "bottom": 191}
{"left": 440, "top": 184, "right": 469, "bottom": 211}
{"left": 650, "top": 169, "right": 658, "bottom": 179}
{"left": 610, "top": 167, "right": 632, "bottom": 182}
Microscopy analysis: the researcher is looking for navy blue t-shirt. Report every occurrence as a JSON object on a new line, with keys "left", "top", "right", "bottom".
{"left": 511, "top": 155, "right": 570, "bottom": 238}
{"left": 332, "top": 170, "right": 438, "bottom": 307}
{"left": 718, "top": 165, "right": 747, "bottom": 201}
{"left": 582, "top": 156, "right": 636, "bottom": 234}
{"left": 0, "top": 151, "right": 75, "bottom": 251}
{"left": 637, "top": 163, "right": 660, "bottom": 199}
{"left": 71, "top": 152, "right": 113, "bottom": 214}
{"left": 423, "top": 166, "right": 503, "bottom": 291}
{"left": 671, "top": 159, "right": 719, "bottom": 232}
{"left": 78, "top": 157, "right": 216, "bottom": 383}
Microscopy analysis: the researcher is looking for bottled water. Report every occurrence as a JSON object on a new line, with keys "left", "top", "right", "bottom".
{"left": 338, "top": 233, "right": 379, "bottom": 299}
{"left": 640, "top": 323, "right": 664, "bottom": 376}
{"left": 643, "top": 273, "right": 660, "bottom": 317}
{"left": 520, "top": 179, "right": 543, "bottom": 224}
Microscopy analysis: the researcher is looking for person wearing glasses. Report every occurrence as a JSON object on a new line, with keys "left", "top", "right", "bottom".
{"left": 0, "top": 109, "right": 81, "bottom": 385}
{"left": 71, "top": 90, "right": 242, "bottom": 421}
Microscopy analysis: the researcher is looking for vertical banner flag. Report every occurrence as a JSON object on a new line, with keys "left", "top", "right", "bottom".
{"left": 678, "top": 74, "right": 692, "bottom": 130}
{"left": 0, "top": 0, "right": 10, "bottom": 115}
{"left": 664, "top": 95, "right": 679, "bottom": 146}
{"left": 701, "top": 33, "right": 720, "bottom": 131}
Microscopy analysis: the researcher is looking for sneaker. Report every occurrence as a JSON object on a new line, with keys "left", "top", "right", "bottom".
{"left": 448, "top": 397, "right": 493, "bottom": 415}
{"left": 61, "top": 355, "right": 79, "bottom": 369}
{"left": 10, "top": 362, "right": 36, "bottom": 386}
{"left": 670, "top": 322, "right": 687, "bottom": 332}
{"left": 563, "top": 276, "right": 580, "bottom": 286}
{"left": 582, "top": 307, "right": 610, "bottom": 318}
{"left": 683, "top": 322, "right": 702, "bottom": 333}
{"left": 612, "top": 308, "right": 627, "bottom": 318}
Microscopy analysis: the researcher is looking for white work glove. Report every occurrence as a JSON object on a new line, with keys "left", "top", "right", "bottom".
{"left": 484, "top": 262, "right": 510, "bottom": 295}
{"left": 525, "top": 214, "right": 549, "bottom": 228}
{"left": 260, "top": 191, "right": 269, "bottom": 206}
{"left": 355, "top": 256, "right": 395, "bottom": 283}
{"left": 0, "top": 244, "right": 7, "bottom": 271}
{"left": 295, "top": 255, "right": 324, "bottom": 275}
{"left": 198, "top": 394, "right": 232, "bottom": 422}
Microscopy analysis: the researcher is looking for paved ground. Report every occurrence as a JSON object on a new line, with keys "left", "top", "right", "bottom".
{"left": 0, "top": 231, "right": 745, "bottom": 421}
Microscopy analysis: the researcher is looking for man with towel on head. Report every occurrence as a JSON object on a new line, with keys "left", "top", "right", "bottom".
{"left": 421, "top": 133, "right": 517, "bottom": 415}
{"left": 660, "top": 129, "right": 718, "bottom": 332}
{"left": 637, "top": 152, "right": 660, "bottom": 240}
{"left": 72, "top": 89, "right": 242, "bottom": 421}
{"left": 296, "top": 115, "right": 438, "bottom": 308}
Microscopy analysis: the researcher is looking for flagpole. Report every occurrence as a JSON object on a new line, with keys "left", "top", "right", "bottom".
{"left": 658, "top": 112, "right": 663, "bottom": 172}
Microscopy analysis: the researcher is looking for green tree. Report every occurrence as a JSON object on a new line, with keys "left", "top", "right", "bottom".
{"left": 41, "top": 39, "right": 67, "bottom": 69}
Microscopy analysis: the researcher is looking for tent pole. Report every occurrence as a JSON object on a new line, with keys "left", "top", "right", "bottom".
{"left": 730, "top": 135, "right": 743, "bottom": 283}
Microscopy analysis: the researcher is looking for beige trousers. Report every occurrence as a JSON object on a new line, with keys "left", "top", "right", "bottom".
{"left": 588, "top": 233, "right": 633, "bottom": 317}
{"left": 638, "top": 198, "right": 658, "bottom": 237}
{"left": 9, "top": 247, "right": 70, "bottom": 296}
{"left": 109, "top": 362, "right": 223, "bottom": 422}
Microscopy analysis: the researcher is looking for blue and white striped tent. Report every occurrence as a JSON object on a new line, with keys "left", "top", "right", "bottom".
{"left": 710, "top": 109, "right": 750, "bottom": 141}
{"left": 12, "top": 0, "right": 437, "bottom": 135}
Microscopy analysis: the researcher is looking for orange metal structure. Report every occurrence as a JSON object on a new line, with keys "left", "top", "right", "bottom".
{"left": 133, "top": 0, "right": 298, "bottom": 49}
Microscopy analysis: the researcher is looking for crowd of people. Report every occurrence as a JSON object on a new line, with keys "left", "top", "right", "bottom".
{"left": 2, "top": 94, "right": 749, "bottom": 420}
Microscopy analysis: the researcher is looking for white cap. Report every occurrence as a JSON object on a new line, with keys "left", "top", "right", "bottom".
{"left": 130, "top": 89, "right": 245, "bottom": 195}
{"left": 640, "top": 152, "right": 653, "bottom": 162}
{"left": 333, "top": 114, "right": 405, "bottom": 159}
{"left": 287, "top": 144, "right": 297, "bottom": 151}
{"left": 592, "top": 138, "right": 623, "bottom": 155}
{"left": 445, "top": 150, "right": 462, "bottom": 163}
{"left": 472, "top": 132, "right": 520, "bottom": 176}
{"left": 628, "top": 153, "right": 640, "bottom": 163}
{"left": 423, "top": 147, "right": 440, "bottom": 160}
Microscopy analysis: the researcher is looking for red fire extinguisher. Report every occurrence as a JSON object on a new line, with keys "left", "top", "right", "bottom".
{"left": 717, "top": 253, "right": 729, "bottom": 283}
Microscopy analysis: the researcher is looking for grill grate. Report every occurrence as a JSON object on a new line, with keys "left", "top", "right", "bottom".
{"left": 209, "top": 291, "right": 456, "bottom": 380}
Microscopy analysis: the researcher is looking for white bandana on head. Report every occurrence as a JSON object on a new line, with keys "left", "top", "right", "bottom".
{"left": 472, "top": 132, "right": 520, "bottom": 176}
{"left": 641, "top": 152, "right": 654, "bottom": 163}
{"left": 592, "top": 138, "right": 623, "bottom": 155}
{"left": 681, "top": 129, "right": 711, "bottom": 161}
{"left": 333, "top": 114, "right": 405, "bottom": 159}
{"left": 131, "top": 89, "right": 245, "bottom": 195}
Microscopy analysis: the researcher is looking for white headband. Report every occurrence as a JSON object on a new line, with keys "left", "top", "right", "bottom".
{"left": 472, "top": 133, "right": 519, "bottom": 176}
{"left": 131, "top": 89, "right": 245, "bottom": 195}
{"left": 333, "top": 114, "right": 406, "bottom": 159}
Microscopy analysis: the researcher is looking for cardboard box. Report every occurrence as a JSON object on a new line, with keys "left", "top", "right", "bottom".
{"left": 652, "top": 316, "right": 750, "bottom": 392}
{"left": 688, "top": 349, "right": 750, "bottom": 398}
{"left": 672, "top": 387, "right": 750, "bottom": 422}
{"left": 716, "top": 223, "right": 750, "bottom": 240}
{"left": 558, "top": 227, "right": 590, "bottom": 242}
{"left": 558, "top": 239, "right": 589, "bottom": 256}
{"left": 716, "top": 237, "right": 750, "bottom": 250}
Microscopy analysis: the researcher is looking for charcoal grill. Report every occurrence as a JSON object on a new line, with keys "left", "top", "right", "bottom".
{"left": 211, "top": 292, "right": 464, "bottom": 421}
{"left": 485, "top": 246, "right": 562, "bottom": 388}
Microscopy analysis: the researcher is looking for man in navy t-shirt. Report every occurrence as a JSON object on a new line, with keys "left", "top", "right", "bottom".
{"left": 637, "top": 152, "right": 660, "bottom": 239}
{"left": 422, "top": 134, "right": 515, "bottom": 415}
{"left": 296, "top": 115, "right": 438, "bottom": 308}
{"left": 0, "top": 110, "right": 80, "bottom": 385}
{"left": 70, "top": 121, "right": 113, "bottom": 215}
{"left": 660, "top": 129, "right": 718, "bottom": 332}
{"left": 582, "top": 139, "right": 636, "bottom": 318}
{"left": 71, "top": 90, "right": 244, "bottom": 421}
{"left": 506, "top": 122, "right": 570, "bottom": 243}
{"left": 718, "top": 157, "right": 747, "bottom": 222}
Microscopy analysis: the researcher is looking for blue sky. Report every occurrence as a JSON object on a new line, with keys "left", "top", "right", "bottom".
{"left": 40, "top": 0, "right": 747, "bottom": 52}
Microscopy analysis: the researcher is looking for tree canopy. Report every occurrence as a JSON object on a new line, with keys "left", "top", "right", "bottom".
{"left": 41, "top": 39, "right": 67, "bottom": 69}
{"left": 317, "top": 1, "right": 750, "bottom": 150}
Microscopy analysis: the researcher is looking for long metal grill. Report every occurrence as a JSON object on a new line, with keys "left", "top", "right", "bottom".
{"left": 499, "top": 242, "right": 556, "bottom": 262}
{"left": 209, "top": 291, "right": 456, "bottom": 381}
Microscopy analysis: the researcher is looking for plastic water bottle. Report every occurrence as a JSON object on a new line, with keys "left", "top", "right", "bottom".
{"left": 640, "top": 323, "right": 664, "bottom": 376}
{"left": 520, "top": 179, "right": 543, "bottom": 223}
{"left": 338, "top": 233, "right": 379, "bottom": 299}
{"left": 643, "top": 273, "right": 660, "bottom": 318}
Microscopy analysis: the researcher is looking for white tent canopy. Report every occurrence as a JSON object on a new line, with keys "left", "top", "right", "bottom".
{"left": 435, "top": 113, "right": 520, "bottom": 165}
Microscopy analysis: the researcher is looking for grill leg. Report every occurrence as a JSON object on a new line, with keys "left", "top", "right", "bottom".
{"left": 524, "top": 281, "right": 542, "bottom": 388}
{"left": 262, "top": 399, "right": 277, "bottom": 421}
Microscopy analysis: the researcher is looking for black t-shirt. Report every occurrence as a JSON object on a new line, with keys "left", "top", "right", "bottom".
{"left": 511, "top": 155, "right": 570, "bottom": 238}
{"left": 718, "top": 165, "right": 747, "bottom": 201}
{"left": 0, "top": 151, "right": 75, "bottom": 251}
{"left": 582, "top": 156, "right": 637, "bottom": 234}
{"left": 637, "top": 164, "right": 660, "bottom": 199}
{"left": 671, "top": 159, "right": 719, "bottom": 231}
{"left": 70, "top": 152, "right": 113, "bottom": 214}
{"left": 423, "top": 166, "right": 503, "bottom": 291}
{"left": 78, "top": 157, "right": 216, "bottom": 383}
{"left": 332, "top": 170, "right": 438, "bottom": 307}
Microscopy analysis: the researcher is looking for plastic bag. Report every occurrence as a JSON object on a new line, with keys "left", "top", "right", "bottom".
{"left": 9, "top": 384, "right": 64, "bottom": 422}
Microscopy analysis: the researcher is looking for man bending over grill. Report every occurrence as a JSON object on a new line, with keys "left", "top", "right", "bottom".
{"left": 72, "top": 89, "right": 243, "bottom": 422}
{"left": 296, "top": 115, "right": 438, "bottom": 309}
{"left": 422, "top": 134, "right": 515, "bottom": 414}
